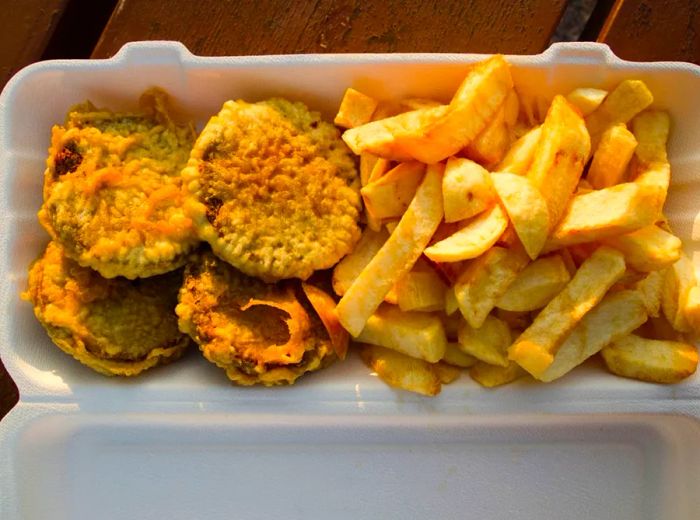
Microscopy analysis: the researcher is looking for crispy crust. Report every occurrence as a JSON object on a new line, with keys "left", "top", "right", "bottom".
{"left": 182, "top": 98, "right": 361, "bottom": 282}
{"left": 38, "top": 88, "right": 200, "bottom": 279}
{"left": 176, "top": 249, "right": 335, "bottom": 385}
{"left": 23, "top": 241, "right": 190, "bottom": 376}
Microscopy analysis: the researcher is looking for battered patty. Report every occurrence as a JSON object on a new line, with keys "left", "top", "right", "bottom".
{"left": 24, "top": 241, "right": 191, "bottom": 376}
{"left": 181, "top": 98, "right": 362, "bottom": 282}
{"left": 176, "top": 249, "right": 335, "bottom": 386}
{"left": 38, "top": 88, "right": 199, "bottom": 279}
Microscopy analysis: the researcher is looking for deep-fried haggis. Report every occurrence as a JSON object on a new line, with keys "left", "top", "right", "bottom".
{"left": 176, "top": 250, "right": 335, "bottom": 385}
{"left": 38, "top": 88, "right": 199, "bottom": 279}
{"left": 182, "top": 98, "right": 361, "bottom": 282}
{"left": 23, "top": 241, "right": 190, "bottom": 376}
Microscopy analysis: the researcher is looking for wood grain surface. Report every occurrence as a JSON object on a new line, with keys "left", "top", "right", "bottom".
{"left": 597, "top": 0, "right": 699, "bottom": 63}
{"left": 92, "top": 0, "right": 567, "bottom": 58}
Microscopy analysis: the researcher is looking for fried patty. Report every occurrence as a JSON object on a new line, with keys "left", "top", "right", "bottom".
{"left": 181, "top": 98, "right": 361, "bottom": 282}
{"left": 24, "top": 241, "right": 191, "bottom": 376}
{"left": 38, "top": 88, "right": 200, "bottom": 279}
{"left": 176, "top": 249, "right": 335, "bottom": 385}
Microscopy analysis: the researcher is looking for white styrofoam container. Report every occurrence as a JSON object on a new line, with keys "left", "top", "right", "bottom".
{"left": 1, "top": 41, "right": 700, "bottom": 519}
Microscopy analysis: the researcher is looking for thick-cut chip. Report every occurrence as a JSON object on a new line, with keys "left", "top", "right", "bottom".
{"left": 661, "top": 254, "right": 696, "bottom": 333}
{"left": 587, "top": 124, "right": 638, "bottom": 188}
{"left": 334, "top": 88, "right": 378, "bottom": 128}
{"left": 332, "top": 227, "right": 388, "bottom": 296}
{"left": 508, "top": 247, "right": 626, "bottom": 378}
{"left": 527, "top": 95, "right": 591, "bottom": 230}
{"left": 445, "top": 287, "right": 459, "bottom": 315}
{"left": 361, "top": 162, "right": 425, "bottom": 220}
{"left": 442, "top": 157, "right": 496, "bottom": 223}
{"left": 495, "top": 125, "right": 541, "bottom": 175}
{"left": 636, "top": 269, "right": 666, "bottom": 317}
{"left": 433, "top": 362, "right": 462, "bottom": 384}
{"left": 496, "top": 255, "right": 571, "bottom": 312}
{"left": 683, "top": 286, "right": 700, "bottom": 336}
{"left": 491, "top": 172, "right": 549, "bottom": 259}
{"left": 470, "top": 361, "right": 526, "bottom": 388}
{"left": 458, "top": 314, "right": 512, "bottom": 367}
{"left": 424, "top": 205, "right": 508, "bottom": 263}
{"left": 631, "top": 110, "right": 670, "bottom": 166}
{"left": 539, "top": 290, "right": 648, "bottom": 382}
{"left": 301, "top": 283, "right": 350, "bottom": 360}
{"left": 464, "top": 102, "right": 510, "bottom": 167}
{"left": 356, "top": 304, "right": 447, "bottom": 362}
{"left": 543, "top": 182, "right": 663, "bottom": 252}
{"left": 602, "top": 225, "right": 681, "bottom": 272}
{"left": 565, "top": 87, "right": 607, "bottom": 116}
{"left": 342, "top": 105, "right": 449, "bottom": 161}
{"left": 360, "top": 153, "right": 379, "bottom": 187}
{"left": 503, "top": 89, "right": 520, "bottom": 130}
{"left": 394, "top": 265, "right": 448, "bottom": 312}
{"left": 454, "top": 246, "right": 529, "bottom": 328}
{"left": 359, "top": 344, "right": 442, "bottom": 396}
{"left": 442, "top": 341, "right": 478, "bottom": 368}
{"left": 585, "top": 80, "right": 654, "bottom": 150}
{"left": 396, "top": 55, "right": 514, "bottom": 163}
{"left": 601, "top": 335, "right": 698, "bottom": 384}
{"left": 336, "top": 164, "right": 444, "bottom": 336}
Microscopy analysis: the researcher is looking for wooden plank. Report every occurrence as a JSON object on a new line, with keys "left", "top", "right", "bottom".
{"left": 0, "top": 0, "right": 69, "bottom": 87}
{"left": 597, "top": 0, "right": 699, "bottom": 64}
{"left": 92, "top": 0, "right": 567, "bottom": 58}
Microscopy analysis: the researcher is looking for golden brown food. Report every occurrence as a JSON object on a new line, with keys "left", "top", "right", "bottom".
{"left": 23, "top": 241, "right": 190, "bottom": 376}
{"left": 181, "top": 98, "right": 361, "bottom": 282}
{"left": 38, "top": 88, "right": 199, "bottom": 279}
{"left": 176, "top": 250, "right": 335, "bottom": 386}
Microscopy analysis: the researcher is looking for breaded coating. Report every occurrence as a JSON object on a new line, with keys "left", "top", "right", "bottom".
{"left": 38, "top": 88, "right": 200, "bottom": 279}
{"left": 24, "top": 241, "right": 190, "bottom": 376}
{"left": 182, "top": 98, "right": 361, "bottom": 282}
{"left": 176, "top": 250, "right": 335, "bottom": 385}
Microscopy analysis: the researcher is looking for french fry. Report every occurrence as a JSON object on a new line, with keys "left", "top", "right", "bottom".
{"left": 585, "top": 79, "right": 654, "bottom": 150}
{"left": 503, "top": 89, "right": 520, "bottom": 130}
{"left": 424, "top": 204, "right": 508, "bottom": 263}
{"left": 360, "top": 153, "right": 379, "bottom": 187}
{"left": 494, "top": 308, "right": 530, "bottom": 330}
{"left": 631, "top": 109, "right": 670, "bottom": 166}
{"left": 336, "top": 164, "right": 444, "bottom": 336}
{"left": 470, "top": 361, "right": 526, "bottom": 388}
{"left": 602, "top": 225, "right": 681, "bottom": 272}
{"left": 661, "top": 254, "right": 696, "bottom": 333}
{"left": 543, "top": 182, "right": 663, "bottom": 252}
{"left": 361, "top": 162, "right": 425, "bottom": 220}
{"left": 442, "top": 341, "right": 478, "bottom": 368}
{"left": 527, "top": 96, "right": 591, "bottom": 230}
{"left": 491, "top": 172, "right": 549, "bottom": 259}
{"left": 342, "top": 105, "right": 449, "bottom": 161}
{"left": 683, "top": 286, "right": 700, "bottom": 336}
{"left": 539, "top": 290, "right": 648, "bottom": 382}
{"left": 508, "top": 247, "right": 626, "bottom": 378}
{"left": 634, "top": 160, "right": 670, "bottom": 211}
{"left": 565, "top": 87, "right": 607, "bottom": 116}
{"left": 301, "top": 283, "right": 349, "bottom": 359}
{"left": 496, "top": 255, "right": 571, "bottom": 312}
{"left": 433, "top": 362, "right": 462, "bottom": 384}
{"left": 442, "top": 157, "right": 496, "bottom": 223}
{"left": 398, "top": 98, "right": 442, "bottom": 111}
{"left": 635, "top": 269, "right": 666, "bottom": 317}
{"left": 458, "top": 314, "right": 512, "bottom": 367}
{"left": 601, "top": 335, "right": 698, "bottom": 384}
{"left": 334, "top": 87, "right": 378, "bottom": 128}
{"left": 587, "top": 124, "right": 638, "bottom": 188}
{"left": 359, "top": 344, "right": 442, "bottom": 396}
{"left": 445, "top": 287, "right": 459, "bottom": 316}
{"left": 464, "top": 102, "right": 510, "bottom": 167}
{"left": 495, "top": 125, "right": 541, "bottom": 175}
{"left": 356, "top": 304, "right": 447, "bottom": 362}
{"left": 397, "top": 55, "right": 514, "bottom": 163}
{"left": 332, "top": 227, "right": 388, "bottom": 296}
{"left": 440, "top": 311, "right": 463, "bottom": 340}
{"left": 394, "top": 265, "right": 448, "bottom": 312}
{"left": 454, "top": 246, "right": 529, "bottom": 328}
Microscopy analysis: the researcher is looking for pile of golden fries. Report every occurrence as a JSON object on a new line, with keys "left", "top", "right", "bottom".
{"left": 332, "top": 55, "right": 699, "bottom": 396}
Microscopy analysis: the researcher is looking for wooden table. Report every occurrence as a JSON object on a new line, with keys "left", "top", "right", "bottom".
{"left": 1, "top": 0, "right": 698, "bottom": 420}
